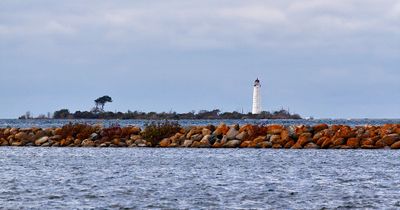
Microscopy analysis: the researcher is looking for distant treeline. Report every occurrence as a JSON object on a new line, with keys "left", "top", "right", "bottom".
{"left": 51, "top": 109, "right": 301, "bottom": 120}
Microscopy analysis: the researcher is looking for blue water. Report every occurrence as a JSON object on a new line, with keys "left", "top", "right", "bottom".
{"left": 0, "top": 148, "right": 399, "bottom": 209}
{"left": 1, "top": 118, "right": 400, "bottom": 128}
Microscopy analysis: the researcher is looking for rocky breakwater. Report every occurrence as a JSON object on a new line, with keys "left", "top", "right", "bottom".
{"left": 1, "top": 123, "right": 400, "bottom": 149}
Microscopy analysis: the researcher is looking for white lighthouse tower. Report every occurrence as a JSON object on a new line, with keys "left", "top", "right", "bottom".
{"left": 252, "top": 78, "right": 262, "bottom": 114}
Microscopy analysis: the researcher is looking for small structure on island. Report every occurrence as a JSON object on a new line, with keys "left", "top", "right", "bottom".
{"left": 252, "top": 78, "right": 262, "bottom": 114}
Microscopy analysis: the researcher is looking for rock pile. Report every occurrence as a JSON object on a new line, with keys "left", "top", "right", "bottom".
{"left": 1, "top": 123, "right": 400, "bottom": 149}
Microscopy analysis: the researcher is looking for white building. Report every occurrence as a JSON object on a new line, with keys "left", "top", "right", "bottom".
{"left": 252, "top": 78, "right": 262, "bottom": 114}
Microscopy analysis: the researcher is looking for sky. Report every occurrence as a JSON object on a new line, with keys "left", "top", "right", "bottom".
{"left": 0, "top": 0, "right": 399, "bottom": 119}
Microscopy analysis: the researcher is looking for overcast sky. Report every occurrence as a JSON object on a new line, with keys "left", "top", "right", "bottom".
{"left": 0, "top": 0, "right": 399, "bottom": 119}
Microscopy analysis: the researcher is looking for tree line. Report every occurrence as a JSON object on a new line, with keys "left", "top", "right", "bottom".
{"left": 22, "top": 95, "right": 302, "bottom": 120}
{"left": 53, "top": 109, "right": 301, "bottom": 120}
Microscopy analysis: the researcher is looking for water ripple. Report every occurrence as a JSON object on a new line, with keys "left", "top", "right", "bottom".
{"left": 0, "top": 148, "right": 399, "bottom": 209}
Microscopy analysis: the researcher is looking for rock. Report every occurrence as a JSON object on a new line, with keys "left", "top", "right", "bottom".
{"left": 312, "top": 124, "right": 329, "bottom": 133}
{"left": 297, "top": 133, "right": 312, "bottom": 146}
{"left": 130, "top": 135, "right": 142, "bottom": 141}
{"left": 213, "top": 123, "right": 229, "bottom": 136}
{"left": 295, "top": 125, "right": 312, "bottom": 136}
{"left": 41, "top": 142, "right": 51, "bottom": 147}
{"left": 212, "top": 142, "right": 224, "bottom": 148}
{"left": 130, "top": 127, "right": 141, "bottom": 135}
{"left": 202, "top": 128, "right": 211, "bottom": 136}
{"left": 0, "top": 138, "right": 9, "bottom": 146}
{"left": 375, "top": 140, "right": 386, "bottom": 148}
{"left": 74, "top": 139, "right": 82, "bottom": 146}
{"left": 284, "top": 140, "right": 295, "bottom": 148}
{"left": 332, "top": 138, "right": 346, "bottom": 147}
{"left": 253, "top": 136, "right": 266, "bottom": 144}
{"left": 321, "top": 138, "right": 333, "bottom": 149}
{"left": 235, "top": 132, "right": 247, "bottom": 140}
{"left": 240, "top": 141, "right": 252, "bottom": 148}
{"left": 266, "top": 125, "right": 284, "bottom": 135}
{"left": 346, "top": 138, "right": 360, "bottom": 148}
{"left": 15, "top": 132, "right": 28, "bottom": 140}
{"left": 182, "top": 140, "right": 193, "bottom": 147}
{"left": 280, "top": 130, "right": 290, "bottom": 141}
{"left": 137, "top": 143, "right": 147, "bottom": 147}
{"left": 200, "top": 135, "right": 211, "bottom": 145}
{"left": 191, "top": 134, "right": 203, "bottom": 141}
{"left": 391, "top": 141, "right": 400, "bottom": 149}
{"left": 270, "top": 135, "right": 282, "bottom": 145}
{"left": 159, "top": 138, "right": 171, "bottom": 147}
{"left": 336, "top": 126, "right": 355, "bottom": 139}
{"left": 134, "top": 139, "right": 145, "bottom": 145}
{"left": 82, "top": 139, "right": 95, "bottom": 147}
{"left": 239, "top": 124, "right": 256, "bottom": 137}
{"left": 35, "top": 136, "right": 49, "bottom": 146}
{"left": 381, "top": 134, "right": 400, "bottom": 146}
{"left": 361, "top": 138, "right": 374, "bottom": 146}
{"left": 89, "top": 133, "right": 99, "bottom": 140}
{"left": 291, "top": 143, "right": 303, "bottom": 149}
{"left": 99, "top": 143, "right": 109, "bottom": 147}
{"left": 361, "top": 145, "right": 376, "bottom": 149}
{"left": 125, "top": 139, "right": 134, "bottom": 146}
{"left": 191, "top": 141, "right": 210, "bottom": 148}
{"left": 112, "top": 138, "right": 120, "bottom": 145}
{"left": 304, "top": 142, "right": 319, "bottom": 149}
{"left": 11, "top": 141, "right": 23, "bottom": 146}
{"left": 260, "top": 141, "right": 272, "bottom": 148}
{"left": 224, "top": 140, "right": 241, "bottom": 148}
{"left": 220, "top": 135, "right": 228, "bottom": 144}
{"left": 226, "top": 127, "right": 239, "bottom": 140}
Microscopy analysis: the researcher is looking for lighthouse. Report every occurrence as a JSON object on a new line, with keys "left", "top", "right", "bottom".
{"left": 252, "top": 78, "right": 262, "bottom": 114}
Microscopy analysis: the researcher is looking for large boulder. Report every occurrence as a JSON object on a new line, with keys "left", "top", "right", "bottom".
{"left": 312, "top": 124, "right": 329, "bottom": 133}
{"left": 213, "top": 123, "right": 229, "bottom": 136}
{"left": 81, "top": 139, "right": 95, "bottom": 147}
{"left": 304, "top": 142, "right": 319, "bottom": 149}
{"left": 235, "top": 132, "right": 248, "bottom": 140}
{"left": 391, "top": 141, "right": 400, "bottom": 149}
{"left": 346, "top": 138, "right": 360, "bottom": 148}
{"left": 381, "top": 134, "right": 400, "bottom": 146}
{"left": 159, "top": 138, "right": 171, "bottom": 147}
{"left": 297, "top": 133, "right": 312, "bottom": 146}
{"left": 35, "top": 136, "right": 49, "bottom": 146}
{"left": 224, "top": 140, "right": 241, "bottom": 148}
{"left": 226, "top": 127, "right": 239, "bottom": 140}
{"left": 182, "top": 140, "right": 193, "bottom": 147}
{"left": 267, "top": 125, "right": 284, "bottom": 135}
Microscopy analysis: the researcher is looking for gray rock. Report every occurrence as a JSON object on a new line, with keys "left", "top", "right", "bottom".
{"left": 191, "top": 134, "right": 203, "bottom": 141}
{"left": 137, "top": 143, "right": 147, "bottom": 147}
{"left": 183, "top": 140, "right": 193, "bottom": 147}
{"left": 226, "top": 127, "right": 239, "bottom": 140}
{"left": 89, "top": 133, "right": 99, "bottom": 140}
{"left": 220, "top": 135, "right": 228, "bottom": 144}
{"left": 235, "top": 131, "right": 247, "bottom": 140}
{"left": 224, "top": 140, "right": 241, "bottom": 148}
{"left": 41, "top": 142, "right": 51, "bottom": 147}
{"left": 35, "top": 136, "right": 49, "bottom": 146}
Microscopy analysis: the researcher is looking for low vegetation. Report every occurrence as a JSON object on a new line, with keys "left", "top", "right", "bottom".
{"left": 141, "top": 121, "right": 182, "bottom": 146}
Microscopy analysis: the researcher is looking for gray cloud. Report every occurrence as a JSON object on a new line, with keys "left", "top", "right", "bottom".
{"left": 0, "top": 0, "right": 399, "bottom": 118}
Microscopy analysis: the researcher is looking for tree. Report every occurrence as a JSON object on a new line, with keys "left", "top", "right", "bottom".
{"left": 94, "top": 95, "right": 113, "bottom": 112}
{"left": 53, "top": 109, "right": 71, "bottom": 119}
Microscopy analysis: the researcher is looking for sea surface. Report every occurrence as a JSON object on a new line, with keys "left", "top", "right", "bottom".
{"left": 1, "top": 118, "right": 400, "bottom": 128}
{"left": 1, "top": 119, "right": 400, "bottom": 209}
{"left": 1, "top": 148, "right": 399, "bottom": 209}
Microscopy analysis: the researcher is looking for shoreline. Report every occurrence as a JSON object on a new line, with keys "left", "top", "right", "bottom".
{"left": 1, "top": 123, "right": 400, "bottom": 149}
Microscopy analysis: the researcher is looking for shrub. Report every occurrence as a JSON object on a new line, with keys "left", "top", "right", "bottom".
{"left": 142, "top": 120, "right": 181, "bottom": 146}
